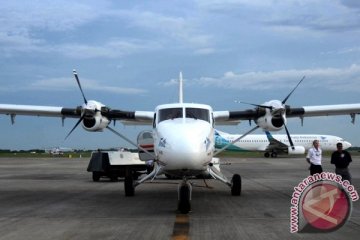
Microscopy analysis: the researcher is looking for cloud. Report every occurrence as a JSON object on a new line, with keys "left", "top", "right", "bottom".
{"left": 321, "top": 46, "right": 360, "bottom": 55}
{"left": 0, "top": 1, "right": 104, "bottom": 32}
{"left": 265, "top": 1, "right": 360, "bottom": 33}
{"left": 197, "top": 0, "right": 360, "bottom": 33}
{"left": 193, "top": 48, "right": 216, "bottom": 55}
{"left": 58, "top": 39, "right": 162, "bottom": 59}
{"left": 105, "top": 8, "right": 216, "bottom": 54}
{"left": 160, "top": 64, "right": 360, "bottom": 92}
{"left": 0, "top": 2, "right": 215, "bottom": 58}
{"left": 340, "top": 0, "right": 360, "bottom": 9}
{"left": 0, "top": 1, "right": 109, "bottom": 56}
{"left": 6, "top": 77, "right": 147, "bottom": 95}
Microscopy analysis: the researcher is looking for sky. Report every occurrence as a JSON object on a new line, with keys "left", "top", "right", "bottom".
{"left": 0, "top": 0, "right": 360, "bottom": 150}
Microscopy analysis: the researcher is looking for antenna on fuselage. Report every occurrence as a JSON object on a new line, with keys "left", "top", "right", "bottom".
{"left": 179, "top": 72, "right": 183, "bottom": 103}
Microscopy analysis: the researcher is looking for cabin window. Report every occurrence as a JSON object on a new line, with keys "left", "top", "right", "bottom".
{"left": 185, "top": 108, "right": 210, "bottom": 122}
{"left": 158, "top": 108, "right": 183, "bottom": 122}
{"left": 142, "top": 132, "right": 153, "bottom": 139}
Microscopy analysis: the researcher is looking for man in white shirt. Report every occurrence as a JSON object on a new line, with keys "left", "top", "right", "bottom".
{"left": 306, "top": 140, "right": 323, "bottom": 175}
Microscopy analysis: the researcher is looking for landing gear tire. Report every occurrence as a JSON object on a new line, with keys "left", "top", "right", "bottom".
{"left": 110, "top": 174, "right": 118, "bottom": 182}
{"left": 271, "top": 152, "right": 277, "bottom": 158}
{"left": 178, "top": 184, "right": 191, "bottom": 214}
{"left": 124, "top": 176, "right": 135, "bottom": 196}
{"left": 264, "top": 152, "right": 270, "bottom": 158}
{"left": 231, "top": 174, "right": 241, "bottom": 196}
{"left": 92, "top": 172, "right": 101, "bottom": 182}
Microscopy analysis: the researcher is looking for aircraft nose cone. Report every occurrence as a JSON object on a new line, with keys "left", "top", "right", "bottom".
{"left": 164, "top": 127, "right": 210, "bottom": 158}
{"left": 344, "top": 141, "right": 352, "bottom": 149}
{"left": 156, "top": 121, "right": 213, "bottom": 169}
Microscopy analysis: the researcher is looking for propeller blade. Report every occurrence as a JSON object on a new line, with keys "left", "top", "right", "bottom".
{"left": 239, "top": 101, "right": 273, "bottom": 110}
{"left": 280, "top": 113, "right": 294, "bottom": 149}
{"left": 73, "top": 69, "right": 87, "bottom": 104}
{"left": 282, "top": 76, "right": 305, "bottom": 104}
{"left": 284, "top": 124, "right": 295, "bottom": 150}
{"left": 65, "top": 115, "right": 84, "bottom": 140}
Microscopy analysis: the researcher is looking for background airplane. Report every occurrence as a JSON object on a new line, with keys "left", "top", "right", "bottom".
{"left": 45, "top": 147, "right": 74, "bottom": 156}
{"left": 215, "top": 130, "right": 351, "bottom": 158}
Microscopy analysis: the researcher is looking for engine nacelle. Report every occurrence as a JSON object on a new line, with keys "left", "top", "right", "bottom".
{"left": 255, "top": 115, "right": 285, "bottom": 131}
{"left": 287, "top": 146, "right": 305, "bottom": 155}
{"left": 82, "top": 115, "right": 110, "bottom": 132}
{"left": 255, "top": 100, "right": 287, "bottom": 131}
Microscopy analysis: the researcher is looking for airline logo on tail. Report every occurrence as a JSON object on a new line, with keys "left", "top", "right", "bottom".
{"left": 265, "top": 131, "right": 274, "bottom": 141}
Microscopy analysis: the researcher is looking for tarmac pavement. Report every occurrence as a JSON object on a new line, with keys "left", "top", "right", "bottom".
{"left": 0, "top": 156, "right": 359, "bottom": 240}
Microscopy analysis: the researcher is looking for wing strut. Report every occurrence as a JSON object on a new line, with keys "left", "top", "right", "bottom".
{"left": 214, "top": 125, "right": 260, "bottom": 156}
{"left": 106, "top": 126, "right": 156, "bottom": 159}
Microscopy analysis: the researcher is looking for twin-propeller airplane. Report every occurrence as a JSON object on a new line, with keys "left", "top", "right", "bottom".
{"left": 0, "top": 71, "right": 359, "bottom": 213}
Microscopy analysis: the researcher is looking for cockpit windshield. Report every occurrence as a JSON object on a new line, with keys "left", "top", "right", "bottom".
{"left": 158, "top": 108, "right": 183, "bottom": 122}
{"left": 158, "top": 107, "right": 210, "bottom": 123}
{"left": 186, "top": 108, "right": 209, "bottom": 122}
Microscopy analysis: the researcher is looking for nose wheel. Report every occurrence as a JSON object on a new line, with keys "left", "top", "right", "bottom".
{"left": 178, "top": 180, "right": 192, "bottom": 214}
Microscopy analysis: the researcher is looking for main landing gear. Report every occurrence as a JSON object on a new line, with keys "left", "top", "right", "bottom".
{"left": 123, "top": 163, "right": 241, "bottom": 214}
{"left": 208, "top": 165, "right": 242, "bottom": 196}
{"left": 124, "top": 163, "right": 162, "bottom": 197}
{"left": 264, "top": 152, "right": 278, "bottom": 158}
{"left": 124, "top": 175, "right": 135, "bottom": 196}
{"left": 231, "top": 174, "right": 241, "bottom": 196}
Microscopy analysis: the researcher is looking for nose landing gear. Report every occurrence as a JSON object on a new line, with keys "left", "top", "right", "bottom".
{"left": 177, "top": 179, "right": 192, "bottom": 214}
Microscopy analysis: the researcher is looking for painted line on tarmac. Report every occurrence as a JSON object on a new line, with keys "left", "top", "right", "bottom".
{"left": 171, "top": 214, "right": 190, "bottom": 240}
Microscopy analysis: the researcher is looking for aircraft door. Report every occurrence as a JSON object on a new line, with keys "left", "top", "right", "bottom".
{"left": 137, "top": 130, "right": 154, "bottom": 161}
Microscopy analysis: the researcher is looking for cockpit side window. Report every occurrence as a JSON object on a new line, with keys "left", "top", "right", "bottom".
{"left": 158, "top": 108, "right": 183, "bottom": 122}
{"left": 153, "top": 113, "right": 156, "bottom": 128}
{"left": 185, "top": 108, "right": 210, "bottom": 122}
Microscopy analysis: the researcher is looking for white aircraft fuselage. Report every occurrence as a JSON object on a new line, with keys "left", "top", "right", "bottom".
{"left": 153, "top": 103, "right": 214, "bottom": 176}
{"left": 216, "top": 131, "right": 352, "bottom": 152}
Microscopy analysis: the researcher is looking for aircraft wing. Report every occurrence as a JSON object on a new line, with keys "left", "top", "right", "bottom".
{"left": 288, "top": 104, "right": 360, "bottom": 117}
{"left": 0, "top": 104, "right": 74, "bottom": 117}
{"left": 214, "top": 103, "right": 360, "bottom": 123}
{"left": 0, "top": 104, "right": 154, "bottom": 124}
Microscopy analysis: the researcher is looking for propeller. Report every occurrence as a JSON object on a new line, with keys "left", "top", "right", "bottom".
{"left": 236, "top": 101, "right": 273, "bottom": 110}
{"left": 65, "top": 69, "right": 91, "bottom": 139}
{"left": 237, "top": 76, "right": 305, "bottom": 114}
{"left": 281, "top": 76, "right": 305, "bottom": 149}
{"left": 238, "top": 76, "right": 305, "bottom": 150}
